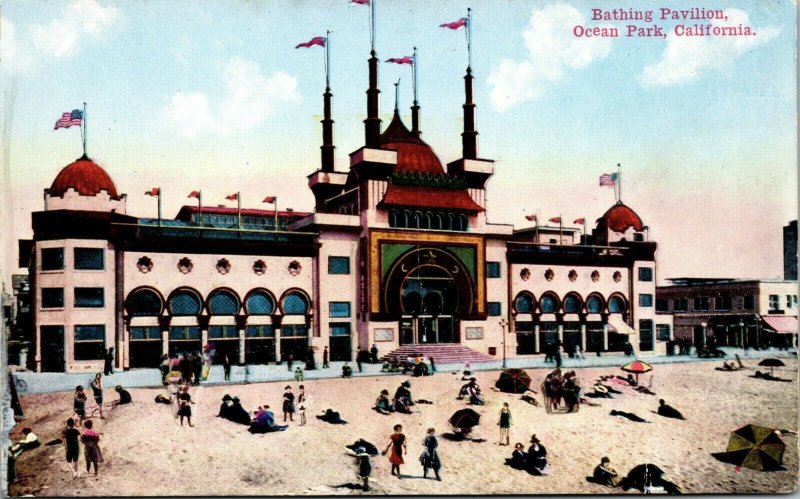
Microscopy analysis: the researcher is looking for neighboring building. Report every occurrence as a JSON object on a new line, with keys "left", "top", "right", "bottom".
{"left": 22, "top": 52, "right": 672, "bottom": 373}
{"left": 784, "top": 220, "right": 797, "bottom": 281}
{"left": 656, "top": 278, "right": 798, "bottom": 349}
{"left": 9, "top": 274, "right": 32, "bottom": 367}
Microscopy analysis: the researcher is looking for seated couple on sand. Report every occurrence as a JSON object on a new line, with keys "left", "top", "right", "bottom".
{"left": 248, "top": 405, "right": 288, "bottom": 433}
{"left": 218, "top": 395, "right": 253, "bottom": 426}
{"left": 374, "top": 381, "right": 416, "bottom": 414}
{"left": 457, "top": 378, "right": 485, "bottom": 405}
{"left": 506, "top": 435, "right": 549, "bottom": 475}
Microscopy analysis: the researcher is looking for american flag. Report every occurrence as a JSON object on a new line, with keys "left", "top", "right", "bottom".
{"left": 54, "top": 109, "right": 83, "bottom": 130}
{"left": 599, "top": 172, "right": 618, "bottom": 186}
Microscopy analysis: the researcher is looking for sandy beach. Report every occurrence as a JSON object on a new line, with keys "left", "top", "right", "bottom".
{"left": 8, "top": 358, "right": 798, "bottom": 496}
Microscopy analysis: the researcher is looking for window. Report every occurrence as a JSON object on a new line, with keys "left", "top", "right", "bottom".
{"left": 693, "top": 296, "right": 709, "bottom": 311}
{"left": 639, "top": 294, "right": 653, "bottom": 307}
{"left": 169, "top": 290, "right": 202, "bottom": 316}
{"left": 487, "top": 302, "right": 502, "bottom": 316}
{"left": 787, "top": 295, "right": 794, "bottom": 308}
{"left": 639, "top": 319, "right": 654, "bottom": 351}
{"left": 655, "top": 298, "right": 668, "bottom": 312}
{"left": 330, "top": 323, "right": 351, "bottom": 337}
{"left": 633, "top": 233, "right": 644, "bottom": 242}
{"left": 127, "top": 289, "right": 162, "bottom": 316}
{"left": 716, "top": 294, "right": 732, "bottom": 311}
{"left": 246, "top": 292, "right": 274, "bottom": 315}
{"left": 486, "top": 262, "right": 501, "bottom": 278}
{"left": 208, "top": 291, "right": 239, "bottom": 315}
{"left": 41, "top": 247, "right": 64, "bottom": 271}
{"left": 656, "top": 324, "right": 671, "bottom": 341}
{"left": 514, "top": 294, "right": 534, "bottom": 314}
{"left": 209, "top": 325, "right": 239, "bottom": 338}
{"left": 673, "top": 298, "right": 688, "bottom": 311}
{"left": 282, "top": 292, "right": 309, "bottom": 315}
{"left": 169, "top": 326, "right": 201, "bottom": 340}
{"left": 329, "top": 301, "right": 351, "bottom": 318}
{"left": 281, "top": 324, "right": 308, "bottom": 337}
{"left": 74, "top": 325, "right": 105, "bottom": 360}
{"left": 743, "top": 295, "right": 755, "bottom": 310}
{"left": 638, "top": 267, "right": 653, "bottom": 282}
{"left": 74, "top": 248, "right": 104, "bottom": 270}
{"left": 75, "top": 288, "right": 104, "bottom": 308}
{"left": 130, "top": 327, "right": 160, "bottom": 340}
{"left": 246, "top": 325, "right": 274, "bottom": 337}
{"left": 540, "top": 295, "right": 558, "bottom": 314}
{"left": 609, "top": 296, "right": 626, "bottom": 313}
{"left": 41, "top": 288, "right": 64, "bottom": 308}
{"left": 586, "top": 295, "right": 603, "bottom": 314}
{"left": 769, "top": 294, "right": 780, "bottom": 310}
{"left": 328, "top": 256, "right": 350, "bottom": 275}
{"left": 563, "top": 294, "right": 581, "bottom": 313}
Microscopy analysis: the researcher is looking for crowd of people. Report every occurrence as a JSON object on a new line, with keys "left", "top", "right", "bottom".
{"left": 374, "top": 380, "right": 416, "bottom": 414}
{"left": 542, "top": 369, "right": 582, "bottom": 413}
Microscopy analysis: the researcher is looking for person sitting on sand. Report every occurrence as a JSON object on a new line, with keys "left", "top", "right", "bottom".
{"left": 620, "top": 463, "right": 681, "bottom": 494}
{"left": 375, "top": 390, "right": 393, "bottom": 414}
{"left": 218, "top": 394, "right": 232, "bottom": 418}
{"left": 11, "top": 428, "right": 41, "bottom": 457}
{"left": 249, "top": 404, "right": 288, "bottom": 433}
{"left": 527, "top": 434, "right": 549, "bottom": 475}
{"left": 113, "top": 386, "right": 132, "bottom": 405}
{"left": 464, "top": 378, "right": 484, "bottom": 405}
{"left": 593, "top": 456, "right": 621, "bottom": 487}
{"left": 342, "top": 363, "right": 353, "bottom": 378}
{"left": 589, "top": 384, "right": 612, "bottom": 398}
{"left": 508, "top": 442, "right": 527, "bottom": 469}
{"left": 657, "top": 399, "right": 685, "bottom": 420}
{"left": 226, "top": 397, "right": 252, "bottom": 425}
{"left": 393, "top": 381, "right": 414, "bottom": 413}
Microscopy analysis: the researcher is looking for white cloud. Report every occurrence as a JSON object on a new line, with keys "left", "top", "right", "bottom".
{"left": 0, "top": 17, "right": 23, "bottom": 71}
{"left": 488, "top": 3, "right": 613, "bottom": 112}
{"left": 640, "top": 9, "right": 779, "bottom": 87}
{"left": 30, "top": 0, "right": 118, "bottom": 58}
{"left": 161, "top": 58, "right": 300, "bottom": 139}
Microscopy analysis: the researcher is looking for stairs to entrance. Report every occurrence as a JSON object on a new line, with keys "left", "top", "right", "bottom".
{"left": 382, "top": 344, "right": 495, "bottom": 365}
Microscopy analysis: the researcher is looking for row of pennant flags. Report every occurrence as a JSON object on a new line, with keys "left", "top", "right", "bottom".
{"left": 525, "top": 214, "right": 585, "bottom": 224}
{"left": 143, "top": 188, "right": 275, "bottom": 205}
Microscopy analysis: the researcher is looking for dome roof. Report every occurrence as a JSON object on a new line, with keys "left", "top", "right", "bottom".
{"left": 380, "top": 112, "right": 444, "bottom": 174}
{"left": 597, "top": 202, "right": 644, "bottom": 232}
{"left": 49, "top": 155, "right": 120, "bottom": 199}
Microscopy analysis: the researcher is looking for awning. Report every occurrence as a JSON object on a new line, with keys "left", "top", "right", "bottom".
{"left": 607, "top": 316, "right": 636, "bottom": 335}
{"left": 762, "top": 316, "right": 798, "bottom": 334}
{"left": 379, "top": 184, "right": 484, "bottom": 212}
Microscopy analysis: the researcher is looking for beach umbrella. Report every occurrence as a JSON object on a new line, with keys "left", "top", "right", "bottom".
{"left": 621, "top": 360, "right": 653, "bottom": 384}
{"left": 725, "top": 424, "right": 785, "bottom": 471}
{"left": 495, "top": 369, "right": 532, "bottom": 394}
{"left": 449, "top": 408, "right": 481, "bottom": 431}
{"left": 758, "top": 358, "right": 785, "bottom": 376}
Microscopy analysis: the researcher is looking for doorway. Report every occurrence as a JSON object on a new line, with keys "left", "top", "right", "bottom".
{"left": 399, "top": 316, "right": 458, "bottom": 345}
{"left": 41, "top": 326, "right": 65, "bottom": 372}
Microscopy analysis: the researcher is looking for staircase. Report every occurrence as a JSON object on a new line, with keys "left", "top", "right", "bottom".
{"left": 382, "top": 344, "right": 495, "bottom": 365}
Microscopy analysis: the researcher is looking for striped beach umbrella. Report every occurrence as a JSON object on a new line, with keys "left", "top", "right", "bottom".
{"left": 725, "top": 424, "right": 785, "bottom": 471}
{"left": 621, "top": 359, "right": 653, "bottom": 384}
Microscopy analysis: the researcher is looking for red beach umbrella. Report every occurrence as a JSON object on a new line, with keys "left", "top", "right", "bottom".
{"left": 621, "top": 360, "right": 653, "bottom": 384}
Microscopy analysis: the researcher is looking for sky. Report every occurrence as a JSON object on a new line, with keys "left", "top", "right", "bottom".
{"left": 0, "top": 0, "right": 796, "bottom": 288}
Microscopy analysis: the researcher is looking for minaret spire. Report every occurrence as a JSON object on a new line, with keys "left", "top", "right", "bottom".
{"left": 462, "top": 8, "right": 477, "bottom": 159}
{"left": 394, "top": 78, "right": 400, "bottom": 113}
{"left": 320, "top": 30, "right": 335, "bottom": 172}
{"left": 411, "top": 46, "right": 420, "bottom": 136}
{"left": 364, "top": 0, "right": 381, "bottom": 147}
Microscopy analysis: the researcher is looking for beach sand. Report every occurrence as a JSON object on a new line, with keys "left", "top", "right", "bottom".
{"left": 8, "top": 358, "right": 798, "bottom": 496}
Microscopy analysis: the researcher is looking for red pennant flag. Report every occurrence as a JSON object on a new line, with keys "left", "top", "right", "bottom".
{"left": 225, "top": 193, "right": 239, "bottom": 201}
{"left": 263, "top": 196, "right": 276, "bottom": 203}
{"left": 549, "top": 217, "right": 561, "bottom": 223}
{"left": 187, "top": 191, "right": 200, "bottom": 199}
{"left": 440, "top": 17, "right": 468, "bottom": 30}
{"left": 525, "top": 214, "right": 537, "bottom": 221}
{"left": 295, "top": 36, "right": 326, "bottom": 49}
{"left": 348, "top": 0, "right": 369, "bottom": 5}
{"left": 145, "top": 187, "right": 160, "bottom": 196}
{"left": 386, "top": 56, "right": 413, "bottom": 65}
{"left": 573, "top": 217, "right": 585, "bottom": 224}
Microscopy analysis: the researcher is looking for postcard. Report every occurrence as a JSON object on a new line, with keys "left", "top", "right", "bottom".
{"left": 1, "top": 0, "right": 797, "bottom": 495}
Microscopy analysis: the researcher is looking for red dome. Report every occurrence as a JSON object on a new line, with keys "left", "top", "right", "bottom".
{"left": 597, "top": 202, "right": 644, "bottom": 232}
{"left": 49, "top": 155, "right": 120, "bottom": 199}
{"left": 380, "top": 112, "right": 444, "bottom": 174}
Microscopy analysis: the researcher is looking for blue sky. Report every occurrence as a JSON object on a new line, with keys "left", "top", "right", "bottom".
{"left": 0, "top": 0, "right": 796, "bottom": 284}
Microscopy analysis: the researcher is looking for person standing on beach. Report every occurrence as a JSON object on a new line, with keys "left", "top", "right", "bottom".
{"left": 421, "top": 428, "right": 442, "bottom": 480}
{"left": 178, "top": 385, "right": 195, "bottom": 427}
{"left": 356, "top": 348, "right": 364, "bottom": 373}
{"left": 498, "top": 402, "right": 512, "bottom": 445}
{"left": 297, "top": 385, "right": 307, "bottom": 425}
{"left": 90, "top": 373, "right": 105, "bottom": 419}
{"left": 371, "top": 344, "right": 379, "bottom": 364}
{"left": 382, "top": 424, "right": 407, "bottom": 478}
{"left": 73, "top": 386, "right": 87, "bottom": 425}
{"left": 80, "top": 420, "right": 103, "bottom": 476}
{"left": 355, "top": 446, "right": 372, "bottom": 491}
{"left": 323, "top": 347, "right": 330, "bottom": 368}
{"left": 179, "top": 354, "right": 192, "bottom": 384}
{"left": 159, "top": 355, "right": 170, "bottom": 380}
{"left": 283, "top": 385, "right": 296, "bottom": 422}
{"left": 62, "top": 418, "right": 81, "bottom": 478}
{"left": 223, "top": 354, "right": 232, "bottom": 381}
{"left": 168, "top": 377, "right": 180, "bottom": 418}
{"left": 191, "top": 352, "right": 203, "bottom": 385}
{"left": 429, "top": 357, "right": 436, "bottom": 374}
{"left": 287, "top": 353, "right": 294, "bottom": 372}
{"left": 103, "top": 348, "right": 114, "bottom": 375}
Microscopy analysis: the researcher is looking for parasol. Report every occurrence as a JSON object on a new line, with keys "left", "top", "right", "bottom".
{"left": 621, "top": 360, "right": 653, "bottom": 384}
{"left": 725, "top": 424, "right": 785, "bottom": 471}
{"left": 757, "top": 358, "right": 785, "bottom": 376}
{"left": 449, "top": 408, "right": 481, "bottom": 434}
{"left": 495, "top": 369, "right": 532, "bottom": 394}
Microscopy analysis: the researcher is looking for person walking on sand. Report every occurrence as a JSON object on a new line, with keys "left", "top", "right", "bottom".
{"left": 498, "top": 402, "right": 512, "bottom": 446}
{"left": 103, "top": 347, "right": 114, "bottom": 375}
{"left": 178, "top": 385, "right": 195, "bottom": 427}
{"left": 382, "top": 424, "right": 407, "bottom": 478}
{"left": 421, "top": 428, "right": 442, "bottom": 480}
{"left": 168, "top": 377, "right": 181, "bottom": 418}
{"left": 356, "top": 348, "right": 364, "bottom": 373}
{"left": 355, "top": 446, "right": 372, "bottom": 491}
{"left": 323, "top": 346, "right": 330, "bottom": 368}
{"left": 89, "top": 373, "right": 105, "bottom": 419}
{"left": 223, "top": 354, "right": 232, "bottom": 381}
{"left": 297, "top": 385, "right": 307, "bottom": 425}
{"left": 62, "top": 418, "right": 81, "bottom": 478}
{"left": 80, "top": 420, "right": 103, "bottom": 476}
{"left": 283, "top": 385, "right": 296, "bottom": 422}
{"left": 73, "top": 385, "right": 87, "bottom": 425}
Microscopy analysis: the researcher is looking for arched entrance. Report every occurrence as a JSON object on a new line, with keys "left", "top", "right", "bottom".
{"left": 383, "top": 247, "right": 476, "bottom": 345}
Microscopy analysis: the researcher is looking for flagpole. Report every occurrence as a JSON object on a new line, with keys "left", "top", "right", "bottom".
{"left": 237, "top": 192, "right": 241, "bottom": 230}
{"left": 535, "top": 214, "right": 539, "bottom": 244}
{"left": 370, "top": 0, "right": 376, "bottom": 52}
{"left": 157, "top": 190, "right": 162, "bottom": 227}
{"left": 274, "top": 197, "right": 279, "bottom": 231}
{"left": 583, "top": 218, "right": 587, "bottom": 244}
{"left": 617, "top": 163, "right": 622, "bottom": 203}
{"left": 82, "top": 102, "right": 87, "bottom": 157}
{"left": 466, "top": 7, "right": 472, "bottom": 69}
{"left": 559, "top": 215, "right": 563, "bottom": 245}
{"left": 325, "top": 30, "right": 331, "bottom": 89}
{"left": 198, "top": 191, "right": 203, "bottom": 227}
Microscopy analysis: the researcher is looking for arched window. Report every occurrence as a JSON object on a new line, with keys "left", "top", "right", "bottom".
{"left": 434, "top": 214, "right": 443, "bottom": 230}
{"left": 447, "top": 213, "right": 456, "bottom": 230}
{"left": 246, "top": 291, "right": 275, "bottom": 315}
{"left": 425, "top": 212, "right": 433, "bottom": 230}
{"left": 403, "top": 210, "right": 412, "bottom": 228}
{"left": 282, "top": 291, "right": 309, "bottom": 315}
{"left": 169, "top": 290, "right": 202, "bottom": 316}
{"left": 389, "top": 210, "right": 398, "bottom": 228}
{"left": 127, "top": 289, "right": 162, "bottom": 317}
{"left": 540, "top": 294, "right": 558, "bottom": 314}
{"left": 608, "top": 295, "right": 626, "bottom": 313}
{"left": 586, "top": 295, "right": 604, "bottom": 314}
{"left": 459, "top": 214, "right": 468, "bottom": 231}
{"left": 563, "top": 294, "right": 582, "bottom": 314}
{"left": 414, "top": 211, "right": 423, "bottom": 229}
{"left": 514, "top": 293, "right": 535, "bottom": 314}
{"left": 208, "top": 290, "right": 239, "bottom": 315}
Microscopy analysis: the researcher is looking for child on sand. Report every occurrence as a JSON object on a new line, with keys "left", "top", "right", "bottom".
{"left": 355, "top": 446, "right": 372, "bottom": 491}
{"left": 90, "top": 373, "right": 105, "bottom": 419}
{"left": 382, "top": 424, "right": 407, "bottom": 478}
{"left": 80, "top": 420, "right": 103, "bottom": 476}
{"left": 498, "top": 402, "right": 512, "bottom": 445}
{"left": 297, "top": 385, "right": 307, "bottom": 425}
{"left": 283, "top": 386, "right": 296, "bottom": 422}
{"left": 62, "top": 418, "right": 81, "bottom": 478}
{"left": 178, "top": 386, "right": 195, "bottom": 427}
{"left": 73, "top": 386, "right": 87, "bottom": 425}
